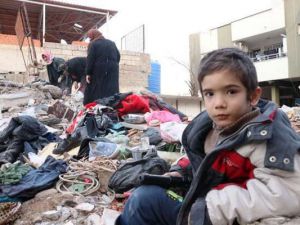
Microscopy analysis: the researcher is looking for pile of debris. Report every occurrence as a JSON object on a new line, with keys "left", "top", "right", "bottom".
{"left": 0, "top": 79, "right": 187, "bottom": 225}
{"left": 280, "top": 105, "right": 300, "bottom": 133}
{"left": 2, "top": 79, "right": 300, "bottom": 225}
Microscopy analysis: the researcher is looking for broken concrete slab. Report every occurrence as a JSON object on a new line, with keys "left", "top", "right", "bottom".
{"left": 0, "top": 91, "right": 33, "bottom": 107}
{"left": 41, "top": 85, "right": 63, "bottom": 99}
{"left": 0, "top": 80, "right": 23, "bottom": 88}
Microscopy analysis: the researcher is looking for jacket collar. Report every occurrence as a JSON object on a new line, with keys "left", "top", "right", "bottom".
{"left": 182, "top": 99, "right": 300, "bottom": 171}
{"left": 182, "top": 100, "right": 274, "bottom": 155}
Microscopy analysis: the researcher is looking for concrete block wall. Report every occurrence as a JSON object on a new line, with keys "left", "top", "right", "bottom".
{"left": 161, "top": 95, "right": 203, "bottom": 120}
{"left": 43, "top": 42, "right": 88, "bottom": 60}
{"left": 0, "top": 34, "right": 41, "bottom": 74}
{"left": 0, "top": 34, "right": 151, "bottom": 92}
{"left": 0, "top": 44, "right": 27, "bottom": 73}
{"left": 119, "top": 50, "right": 151, "bottom": 93}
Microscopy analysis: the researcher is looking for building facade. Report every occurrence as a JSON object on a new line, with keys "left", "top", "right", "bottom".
{"left": 189, "top": 0, "right": 300, "bottom": 106}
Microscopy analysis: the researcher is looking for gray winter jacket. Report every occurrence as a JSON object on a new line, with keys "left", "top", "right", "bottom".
{"left": 177, "top": 100, "right": 300, "bottom": 225}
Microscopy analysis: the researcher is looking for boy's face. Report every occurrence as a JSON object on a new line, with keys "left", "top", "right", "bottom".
{"left": 201, "top": 70, "right": 261, "bottom": 129}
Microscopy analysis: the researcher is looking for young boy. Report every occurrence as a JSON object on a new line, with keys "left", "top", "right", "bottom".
{"left": 116, "top": 48, "right": 300, "bottom": 225}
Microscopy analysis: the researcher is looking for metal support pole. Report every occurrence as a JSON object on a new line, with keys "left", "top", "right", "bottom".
{"left": 42, "top": 3, "right": 46, "bottom": 46}
{"left": 106, "top": 12, "right": 110, "bottom": 36}
{"left": 271, "top": 85, "right": 280, "bottom": 105}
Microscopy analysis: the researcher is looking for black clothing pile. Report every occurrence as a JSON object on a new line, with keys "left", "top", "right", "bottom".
{"left": 0, "top": 116, "right": 56, "bottom": 165}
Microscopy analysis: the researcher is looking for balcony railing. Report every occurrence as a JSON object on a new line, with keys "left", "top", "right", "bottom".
{"left": 250, "top": 52, "right": 286, "bottom": 62}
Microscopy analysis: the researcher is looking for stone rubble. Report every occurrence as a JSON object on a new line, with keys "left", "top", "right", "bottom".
{"left": 1, "top": 79, "right": 300, "bottom": 225}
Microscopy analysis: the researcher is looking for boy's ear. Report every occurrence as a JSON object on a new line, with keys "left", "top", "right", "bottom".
{"left": 250, "top": 87, "right": 262, "bottom": 106}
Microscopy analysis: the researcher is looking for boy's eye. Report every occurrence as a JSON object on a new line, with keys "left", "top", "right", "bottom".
{"left": 203, "top": 92, "right": 213, "bottom": 97}
{"left": 227, "top": 89, "right": 238, "bottom": 95}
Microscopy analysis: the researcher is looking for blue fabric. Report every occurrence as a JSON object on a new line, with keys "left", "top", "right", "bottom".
{"left": 43, "top": 132, "right": 61, "bottom": 142}
{"left": 0, "top": 196, "right": 20, "bottom": 202}
{"left": 0, "top": 156, "right": 67, "bottom": 199}
{"left": 118, "top": 185, "right": 182, "bottom": 225}
{"left": 0, "top": 115, "right": 50, "bottom": 164}
{"left": 23, "top": 141, "right": 36, "bottom": 155}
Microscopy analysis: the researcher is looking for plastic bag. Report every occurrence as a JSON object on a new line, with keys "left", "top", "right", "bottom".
{"left": 88, "top": 141, "right": 119, "bottom": 161}
{"left": 108, "top": 151, "right": 169, "bottom": 193}
{"left": 160, "top": 122, "right": 188, "bottom": 143}
{"left": 74, "top": 91, "right": 84, "bottom": 102}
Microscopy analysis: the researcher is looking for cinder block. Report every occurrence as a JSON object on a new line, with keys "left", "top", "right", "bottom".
{"left": 44, "top": 42, "right": 57, "bottom": 49}
{"left": 61, "top": 49, "right": 72, "bottom": 56}
{"left": 51, "top": 49, "right": 63, "bottom": 55}
{"left": 120, "top": 64, "right": 136, "bottom": 71}
{"left": 0, "top": 43, "right": 152, "bottom": 89}
{"left": 72, "top": 50, "right": 87, "bottom": 57}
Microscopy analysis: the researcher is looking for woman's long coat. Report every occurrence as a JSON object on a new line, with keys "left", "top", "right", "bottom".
{"left": 83, "top": 38, "right": 120, "bottom": 105}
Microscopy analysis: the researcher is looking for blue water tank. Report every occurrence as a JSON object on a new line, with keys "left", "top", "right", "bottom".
{"left": 148, "top": 61, "right": 161, "bottom": 94}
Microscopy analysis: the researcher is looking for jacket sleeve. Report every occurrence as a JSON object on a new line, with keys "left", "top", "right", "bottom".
{"left": 189, "top": 198, "right": 212, "bottom": 225}
{"left": 86, "top": 43, "right": 96, "bottom": 76}
{"left": 53, "top": 58, "right": 65, "bottom": 75}
{"left": 205, "top": 150, "right": 300, "bottom": 225}
{"left": 169, "top": 155, "right": 193, "bottom": 179}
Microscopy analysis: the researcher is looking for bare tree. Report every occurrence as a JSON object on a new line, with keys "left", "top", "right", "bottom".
{"left": 169, "top": 57, "right": 199, "bottom": 96}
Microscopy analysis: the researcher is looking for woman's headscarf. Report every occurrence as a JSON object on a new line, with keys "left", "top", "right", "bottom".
{"left": 87, "top": 29, "right": 104, "bottom": 42}
{"left": 42, "top": 51, "right": 54, "bottom": 64}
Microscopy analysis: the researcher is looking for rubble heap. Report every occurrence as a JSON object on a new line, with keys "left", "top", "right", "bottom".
{"left": 0, "top": 79, "right": 187, "bottom": 225}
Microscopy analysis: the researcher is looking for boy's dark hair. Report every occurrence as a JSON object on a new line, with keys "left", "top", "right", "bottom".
{"left": 198, "top": 48, "right": 258, "bottom": 97}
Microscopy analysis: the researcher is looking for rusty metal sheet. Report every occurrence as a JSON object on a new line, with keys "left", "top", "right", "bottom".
{"left": 15, "top": 9, "right": 25, "bottom": 49}
{"left": 14, "top": 3, "right": 38, "bottom": 71}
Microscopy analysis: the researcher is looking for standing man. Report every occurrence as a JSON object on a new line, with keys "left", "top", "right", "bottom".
{"left": 84, "top": 29, "right": 120, "bottom": 105}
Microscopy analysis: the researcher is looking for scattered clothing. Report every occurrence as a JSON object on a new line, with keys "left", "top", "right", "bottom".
{"left": 0, "top": 156, "right": 67, "bottom": 199}
{"left": 96, "top": 92, "right": 132, "bottom": 109}
{"left": 0, "top": 162, "right": 32, "bottom": 185}
{"left": 144, "top": 110, "right": 181, "bottom": 125}
{"left": 0, "top": 116, "right": 50, "bottom": 165}
{"left": 143, "top": 95, "right": 187, "bottom": 120}
{"left": 108, "top": 151, "right": 169, "bottom": 193}
{"left": 117, "top": 94, "right": 150, "bottom": 117}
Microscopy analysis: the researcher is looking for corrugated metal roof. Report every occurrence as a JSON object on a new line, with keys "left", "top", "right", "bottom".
{"left": 20, "top": 0, "right": 117, "bottom": 14}
{"left": 0, "top": 0, "right": 117, "bottom": 44}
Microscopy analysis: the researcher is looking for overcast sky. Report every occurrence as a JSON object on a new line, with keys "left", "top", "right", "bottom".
{"left": 70, "top": 0, "right": 272, "bottom": 95}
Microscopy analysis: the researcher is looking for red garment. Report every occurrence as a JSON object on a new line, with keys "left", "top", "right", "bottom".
{"left": 84, "top": 102, "right": 97, "bottom": 109}
{"left": 211, "top": 150, "right": 255, "bottom": 190}
{"left": 66, "top": 110, "right": 85, "bottom": 134}
{"left": 177, "top": 156, "right": 190, "bottom": 169}
{"left": 117, "top": 94, "right": 150, "bottom": 117}
{"left": 66, "top": 102, "right": 97, "bottom": 134}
